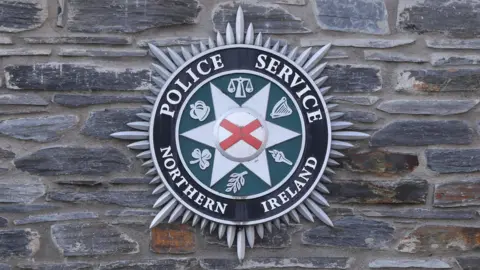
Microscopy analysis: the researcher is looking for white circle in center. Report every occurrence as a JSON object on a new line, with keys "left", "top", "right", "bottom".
{"left": 214, "top": 108, "right": 268, "bottom": 162}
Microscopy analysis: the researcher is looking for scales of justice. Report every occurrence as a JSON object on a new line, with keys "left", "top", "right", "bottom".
{"left": 228, "top": 77, "right": 254, "bottom": 98}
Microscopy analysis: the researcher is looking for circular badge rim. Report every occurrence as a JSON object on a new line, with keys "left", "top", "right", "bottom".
{"left": 175, "top": 69, "right": 306, "bottom": 200}
{"left": 149, "top": 44, "right": 332, "bottom": 226}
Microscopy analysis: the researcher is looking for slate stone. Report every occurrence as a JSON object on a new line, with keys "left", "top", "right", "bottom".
{"left": 397, "top": 0, "right": 480, "bottom": 38}
{"left": 81, "top": 108, "right": 143, "bottom": 139}
{"left": 47, "top": 189, "right": 156, "bottom": 208}
{"left": 98, "top": 259, "right": 197, "bottom": 270}
{"left": 396, "top": 225, "right": 480, "bottom": 253}
{"left": 271, "top": 0, "right": 306, "bottom": 5}
{"left": 17, "top": 263, "right": 93, "bottom": 270}
{"left": 0, "top": 264, "right": 10, "bottom": 270}
{"left": 53, "top": 94, "right": 145, "bottom": 107}
{"left": 0, "top": 217, "right": 7, "bottom": 227}
{"left": 456, "top": 257, "right": 480, "bottom": 270}
{"left": 313, "top": 0, "right": 389, "bottom": 35}
{"left": 365, "top": 51, "right": 428, "bottom": 63}
{"left": 14, "top": 212, "right": 99, "bottom": 225}
{"left": 341, "top": 111, "right": 378, "bottom": 123}
{"left": 15, "top": 147, "right": 130, "bottom": 176}
{"left": 213, "top": 2, "right": 310, "bottom": 34}
{"left": 431, "top": 53, "right": 480, "bottom": 66}
{"left": 137, "top": 36, "right": 208, "bottom": 48}
{"left": 51, "top": 222, "right": 139, "bottom": 256}
{"left": 206, "top": 224, "right": 301, "bottom": 249}
{"left": 0, "top": 48, "right": 50, "bottom": 56}
{"left": 301, "top": 38, "right": 415, "bottom": 48}
{"left": 105, "top": 209, "right": 157, "bottom": 217}
{"left": 327, "top": 179, "right": 428, "bottom": 204}
{"left": 324, "top": 49, "right": 349, "bottom": 59}
{"left": 396, "top": 68, "right": 480, "bottom": 93}
{"left": 5, "top": 63, "right": 151, "bottom": 91}
{"left": 65, "top": 0, "right": 201, "bottom": 33}
{"left": 0, "top": 148, "right": 14, "bottom": 160}
{"left": 0, "top": 93, "right": 48, "bottom": 105}
{"left": 110, "top": 178, "right": 151, "bottom": 185}
{"left": 199, "top": 257, "right": 350, "bottom": 270}
{"left": 361, "top": 208, "right": 476, "bottom": 220}
{"left": 343, "top": 150, "right": 418, "bottom": 176}
{"left": 369, "top": 259, "right": 450, "bottom": 269}
{"left": 23, "top": 36, "right": 132, "bottom": 45}
{"left": 323, "top": 65, "right": 381, "bottom": 93}
{"left": 151, "top": 225, "right": 196, "bottom": 254}
{"left": 434, "top": 179, "right": 480, "bottom": 208}
{"left": 427, "top": 39, "right": 480, "bottom": 49}
{"left": 0, "top": 204, "right": 57, "bottom": 213}
{"left": 0, "top": 37, "right": 12, "bottom": 44}
{"left": 0, "top": 115, "right": 78, "bottom": 142}
{"left": 302, "top": 216, "right": 394, "bottom": 249}
{"left": 0, "top": 0, "right": 47, "bottom": 32}
{"left": 54, "top": 180, "right": 102, "bottom": 186}
{"left": 377, "top": 100, "right": 479, "bottom": 116}
{"left": 0, "top": 107, "right": 47, "bottom": 116}
{"left": 426, "top": 149, "right": 480, "bottom": 174}
{"left": 370, "top": 120, "right": 473, "bottom": 147}
{"left": 0, "top": 174, "right": 45, "bottom": 204}
{"left": 0, "top": 229, "right": 40, "bottom": 258}
{"left": 59, "top": 48, "right": 147, "bottom": 57}
{"left": 332, "top": 96, "right": 379, "bottom": 106}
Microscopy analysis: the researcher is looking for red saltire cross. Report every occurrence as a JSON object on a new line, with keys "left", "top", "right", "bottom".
{"left": 219, "top": 119, "right": 262, "bottom": 150}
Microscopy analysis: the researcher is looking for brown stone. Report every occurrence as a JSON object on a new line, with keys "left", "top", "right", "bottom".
{"left": 396, "top": 225, "right": 480, "bottom": 253}
{"left": 150, "top": 224, "right": 195, "bottom": 254}
{"left": 343, "top": 150, "right": 419, "bottom": 176}
{"left": 434, "top": 179, "right": 480, "bottom": 207}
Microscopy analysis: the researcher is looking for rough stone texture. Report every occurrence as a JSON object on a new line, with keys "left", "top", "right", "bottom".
{"left": 325, "top": 49, "right": 349, "bottom": 59}
{"left": 0, "top": 264, "right": 10, "bottom": 270}
{"left": 0, "top": 204, "right": 57, "bottom": 213}
{"left": 370, "top": 120, "right": 473, "bottom": 147}
{"left": 0, "top": 115, "right": 78, "bottom": 142}
{"left": 137, "top": 36, "right": 208, "bottom": 48}
{"left": 14, "top": 212, "right": 99, "bottom": 225}
{"left": 426, "top": 149, "right": 480, "bottom": 174}
{"left": 313, "top": 0, "right": 389, "bottom": 35}
{"left": 0, "top": 48, "right": 50, "bottom": 56}
{"left": 341, "top": 111, "right": 378, "bottom": 123}
{"left": 365, "top": 50, "right": 428, "bottom": 63}
{"left": 0, "top": 229, "right": 40, "bottom": 258}
{"left": 0, "top": 93, "right": 48, "bottom": 105}
{"left": 324, "top": 64, "right": 382, "bottom": 93}
{"left": 343, "top": 150, "right": 419, "bottom": 176}
{"left": 51, "top": 222, "right": 138, "bottom": 256}
{"left": 98, "top": 259, "right": 197, "bottom": 270}
{"left": 58, "top": 48, "right": 147, "bottom": 57}
{"left": 199, "top": 257, "right": 350, "bottom": 270}
{"left": 206, "top": 224, "right": 301, "bottom": 249}
{"left": 397, "top": 0, "right": 480, "bottom": 38}
{"left": 54, "top": 180, "right": 102, "bottom": 186}
{"left": 0, "top": 148, "right": 15, "bottom": 159}
{"left": 395, "top": 68, "right": 480, "bottom": 93}
{"left": 369, "top": 259, "right": 450, "bottom": 269}
{"left": 213, "top": 2, "right": 310, "bottom": 34}
{"left": 53, "top": 94, "right": 145, "bottom": 107}
{"left": 23, "top": 36, "right": 132, "bottom": 44}
{"left": 15, "top": 147, "right": 130, "bottom": 176}
{"left": 327, "top": 179, "right": 428, "bottom": 204}
{"left": 0, "top": 107, "right": 47, "bottom": 116}
{"left": 427, "top": 39, "right": 480, "bottom": 49}
{"left": 65, "top": 0, "right": 201, "bottom": 33}
{"left": 0, "top": 217, "right": 7, "bottom": 227}
{"left": 0, "top": 174, "right": 45, "bottom": 204}
{"left": 361, "top": 208, "right": 476, "bottom": 220}
{"left": 456, "top": 257, "right": 480, "bottom": 270}
{"left": 110, "top": 177, "right": 151, "bottom": 185}
{"left": 434, "top": 179, "right": 480, "bottom": 208}
{"left": 431, "top": 53, "right": 480, "bottom": 66}
{"left": 5, "top": 63, "right": 151, "bottom": 91}
{"left": 105, "top": 209, "right": 157, "bottom": 217}
{"left": 151, "top": 224, "right": 195, "bottom": 254}
{"left": 396, "top": 225, "right": 480, "bottom": 253}
{"left": 302, "top": 216, "right": 394, "bottom": 249}
{"left": 81, "top": 108, "right": 143, "bottom": 139}
{"left": 47, "top": 189, "right": 156, "bottom": 208}
{"left": 377, "top": 100, "right": 479, "bottom": 115}
{"left": 332, "top": 96, "right": 379, "bottom": 106}
{"left": 301, "top": 38, "right": 416, "bottom": 48}
{"left": 17, "top": 262, "right": 93, "bottom": 270}
{"left": 0, "top": 37, "right": 12, "bottom": 44}
{"left": 0, "top": 0, "right": 47, "bottom": 32}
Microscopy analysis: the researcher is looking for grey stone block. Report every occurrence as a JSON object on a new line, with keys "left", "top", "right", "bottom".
{"left": 365, "top": 50, "right": 428, "bottom": 63}
{"left": 0, "top": 174, "right": 44, "bottom": 204}
{"left": 427, "top": 39, "right": 480, "bottom": 49}
{"left": 17, "top": 262, "right": 93, "bottom": 270}
{"left": 332, "top": 96, "right": 379, "bottom": 106}
{"left": 23, "top": 36, "right": 132, "bottom": 45}
{"left": 341, "top": 111, "right": 378, "bottom": 123}
{"left": 58, "top": 48, "right": 147, "bottom": 57}
{"left": 0, "top": 217, "right": 7, "bottom": 227}
{"left": 137, "top": 36, "right": 208, "bottom": 48}
{"left": 369, "top": 259, "right": 450, "bottom": 269}
{"left": 371, "top": 120, "right": 473, "bottom": 146}
{"left": 361, "top": 208, "right": 476, "bottom": 220}
{"left": 199, "top": 257, "right": 351, "bottom": 270}
{"left": 47, "top": 189, "right": 156, "bottom": 208}
{"left": 324, "top": 64, "right": 382, "bottom": 93}
{"left": 0, "top": 0, "right": 47, "bottom": 32}
{"left": 14, "top": 212, "right": 99, "bottom": 225}
{"left": 431, "top": 53, "right": 480, "bottom": 66}
{"left": 81, "top": 108, "right": 143, "bottom": 139}
{"left": 0, "top": 107, "right": 47, "bottom": 116}
{"left": 0, "top": 229, "right": 40, "bottom": 258}
{"left": 98, "top": 260, "right": 197, "bottom": 270}
{"left": 0, "top": 204, "right": 57, "bottom": 213}
{"left": 0, "top": 148, "right": 15, "bottom": 160}
{"left": 51, "top": 222, "right": 139, "bottom": 256}
{"left": 0, "top": 115, "right": 78, "bottom": 142}
{"left": 65, "top": 0, "right": 201, "bottom": 33}
{"left": 301, "top": 38, "right": 415, "bottom": 48}
{"left": 0, "top": 48, "right": 50, "bottom": 56}
{"left": 456, "top": 257, "right": 480, "bottom": 270}
{"left": 53, "top": 94, "right": 145, "bottom": 107}
{"left": 15, "top": 147, "right": 130, "bottom": 176}
{"left": 377, "top": 100, "right": 479, "bottom": 115}
{"left": 105, "top": 209, "right": 157, "bottom": 217}
{"left": 434, "top": 179, "right": 480, "bottom": 207}
{"left": 313, "top": 0, "right": 389, "bottom": 35}
{"left": 427, "top": 149, "right": 480, "bottom": 174}
{"left": 0, "top": 93, "right": 48, "bottom": 106}
{"left": 396, "top": 68, "right": 480, "bottom": 93}
{"left": 0, "top": 264, "right": 10, "bottom": 270}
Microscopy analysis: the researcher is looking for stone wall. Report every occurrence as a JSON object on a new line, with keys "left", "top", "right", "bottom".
{"left": 0, "top": 0, "right": 479, "bottom": 269}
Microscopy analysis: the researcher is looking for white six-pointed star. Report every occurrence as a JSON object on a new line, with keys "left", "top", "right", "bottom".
{"left": 181, "top": 81, "right": 301, "bottom": 189}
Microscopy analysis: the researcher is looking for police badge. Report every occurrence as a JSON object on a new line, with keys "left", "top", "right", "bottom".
{"left": 112, "top": 7, "right": 369, "bottom": 261}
